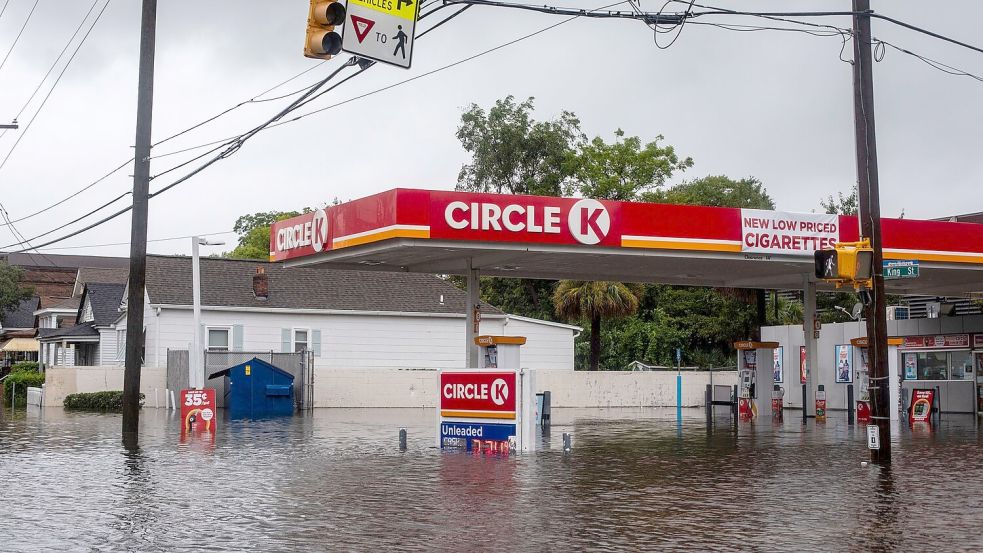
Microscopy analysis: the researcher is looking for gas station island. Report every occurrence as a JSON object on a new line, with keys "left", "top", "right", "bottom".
{"left": 271, "top": 188, "right": 983, "bottom": 424}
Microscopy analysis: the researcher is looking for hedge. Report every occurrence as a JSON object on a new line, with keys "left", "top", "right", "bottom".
{"left": 63, "top": 391, "right": 144, "bottom": 412}
{"left": 2, "top": 370, "right": 44, "bottom": 407}
{"left": 11, "top": 361, "right": 39, "bottom": 373}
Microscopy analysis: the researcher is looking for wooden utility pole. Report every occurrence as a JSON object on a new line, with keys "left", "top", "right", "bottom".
{"left": 122, "top": 0, "right": 157, "bottom": 446}
{"left": 851, "top": 0, "right": 891, "bottom": 463}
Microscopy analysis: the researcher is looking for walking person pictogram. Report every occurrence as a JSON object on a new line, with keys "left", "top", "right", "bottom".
{"left": 392, "top": 25, "right": 408, "bottom": 59}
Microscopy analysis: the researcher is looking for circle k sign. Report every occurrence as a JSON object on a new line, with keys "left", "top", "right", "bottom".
{"left": 439, "top": 371, "right": 517, "bottom": 419}
{"left": 568, "top": 199, "right": 610, "bottom": 245}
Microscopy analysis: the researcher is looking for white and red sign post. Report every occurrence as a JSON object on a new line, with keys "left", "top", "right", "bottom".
{"left": 436, "top": 368, "right": 537, "bottom": 453}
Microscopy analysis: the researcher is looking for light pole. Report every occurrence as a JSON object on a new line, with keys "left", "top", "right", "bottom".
{"left": 191, "top": 236, "right": 225, "bottom": 389}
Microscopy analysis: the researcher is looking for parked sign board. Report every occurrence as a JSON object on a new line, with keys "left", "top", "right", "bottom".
{"left": 180, "top": 388, "right": 216, "bottom": 433}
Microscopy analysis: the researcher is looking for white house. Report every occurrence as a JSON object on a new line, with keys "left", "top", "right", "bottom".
{"left": 111, "top": 255, "right": 580, "bottom": 371}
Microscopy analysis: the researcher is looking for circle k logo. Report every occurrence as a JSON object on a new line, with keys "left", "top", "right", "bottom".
{"left": 312, "top": 208, "right": 329, "bottom": 253}
{"left": 568, "top": 199, "right": 610, "bottom": 245}
{"left": 490, "top": 378, "right": 509, "bottom": 406}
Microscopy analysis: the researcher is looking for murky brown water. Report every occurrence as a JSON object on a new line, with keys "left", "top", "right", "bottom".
{"left": 0, "top": 407, "right": 980, "bottom": 552}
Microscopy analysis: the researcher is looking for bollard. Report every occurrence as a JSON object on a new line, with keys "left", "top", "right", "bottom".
{"left": 562, "top": 432, "right": 572, "bottom": 452}
{"left": 399, "top": 428, "right": 407, "bottom": 451}
{"left": 802, "top": 383, "right": 807, "bottom": 423}
{"left": 847, "top": 384, "right": 855, "bottom": 425}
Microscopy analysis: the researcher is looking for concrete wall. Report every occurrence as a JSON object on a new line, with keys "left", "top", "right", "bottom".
{"left": 140, "top": 307, "right": 577, "bottom": 372}
{"left": 42, "top": 365, "right": 167, "bottom": 407}
{"left": 312, "top": 368, "right": 737, "bottom": 408}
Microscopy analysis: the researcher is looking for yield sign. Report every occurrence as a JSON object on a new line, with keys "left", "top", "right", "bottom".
{"left": 350, "top": 15, "right": 375, "bottom": 44}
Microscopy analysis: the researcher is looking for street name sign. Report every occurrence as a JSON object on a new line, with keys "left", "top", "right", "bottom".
{"left": 883, "top": 259, "right": 919, "bottom": 279}
{"left": 341, "top": 0, "right": 419, "bottom": 69}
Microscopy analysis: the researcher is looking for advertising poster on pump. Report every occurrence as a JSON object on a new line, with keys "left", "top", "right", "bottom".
{"left": 835, "top": 345, "right": 853, "bottom": 383}
{"left": 773, "top": 346, "right": 783, "bottom": 383}
{"left": 799, "top": 346, "right": 808, "bottom": 384}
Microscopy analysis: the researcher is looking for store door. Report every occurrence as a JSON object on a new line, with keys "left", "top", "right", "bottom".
{"left": 976, "top": 353, "right": 983, "bottom": 414}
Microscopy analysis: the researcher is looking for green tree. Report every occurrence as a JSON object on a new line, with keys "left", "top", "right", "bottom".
{"left": 574, "top": 129, "right": 692, "bottom": 201}
{"left": 0, "top": 262, "right": 32, "bottom": 318}
{"left": 648, "top": 175, "right": 775, "bottom": 209}
{"left": 456, "top": 95, "right": 583, "bottom": 196}
{"left": 553, "top": 281, "right": 642, "bottom": 370}
{"left": 226, "top": 210, "right": 301, "bottom": 260}
{"left": 821, "top": 185, "right": 858, "bottom": 215}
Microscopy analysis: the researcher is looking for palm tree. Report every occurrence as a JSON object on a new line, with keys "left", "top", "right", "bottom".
{"left": 553, "top": 281, "right": 642, "bottom": 370}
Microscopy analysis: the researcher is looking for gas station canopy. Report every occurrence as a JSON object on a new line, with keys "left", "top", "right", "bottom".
{"left": 271, "top": 189, "right": 983, "bottom": 297}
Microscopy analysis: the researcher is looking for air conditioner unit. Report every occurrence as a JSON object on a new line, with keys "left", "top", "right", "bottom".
{"left": 887, "top": 306, "right": 910, "bottom": 320}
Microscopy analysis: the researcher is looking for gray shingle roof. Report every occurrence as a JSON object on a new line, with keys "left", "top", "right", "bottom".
{"left": 38, "top": 323, "right": 99, "bottom": 340}
{"left": 0, "top": 252, "right": 129, "bottom": 270}
{"left": 145, "top": 255, "right": 502, "bottom": 315}
{"left": 81, "top": 283, "right": 126, "bottom": 326}
{"left": 1, "top": 296, "right": 39, "bottom": 329}
{"left": 74, "top": 267, "right": 128, "bottom": 297}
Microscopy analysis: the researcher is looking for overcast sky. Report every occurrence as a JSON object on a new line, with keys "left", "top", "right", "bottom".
{"left": 0, "top": 0, "right": 980, "bottom": 258}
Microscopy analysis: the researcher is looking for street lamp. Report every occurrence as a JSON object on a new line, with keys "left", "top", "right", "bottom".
{"left": 191, "top": 236, "right": 225, "bottom": 389}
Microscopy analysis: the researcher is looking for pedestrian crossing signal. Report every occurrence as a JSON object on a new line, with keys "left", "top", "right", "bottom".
{"left": 305, "top": 0, "right": 346, "bottom": 60}
{"left": 814, "top": 239, "right": 874, "bottom": 288}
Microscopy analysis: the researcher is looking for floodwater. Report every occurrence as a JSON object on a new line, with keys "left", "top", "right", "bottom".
{"left": 0, "top": 407, "right": 980, "bottom": 552}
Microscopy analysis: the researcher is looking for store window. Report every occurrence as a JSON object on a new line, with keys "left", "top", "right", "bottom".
{"left": 915, "top": 352, "right": 948, "bottom": 380}
{"left": 207, "top": 328, "right": 231, "bottom": 352}
{"left": 293, "top": 329, "right": 309, "bottom": 353}
{"left": 949, "top": 351, "right": 974, "bottom": 380}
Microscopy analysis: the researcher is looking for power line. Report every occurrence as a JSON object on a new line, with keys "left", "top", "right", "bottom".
{"left": 8, "top": 1, "right": 606, "bottom": 253}
{"left": 0, "top": 0, "right": 101, "bottom": 142}
{"left": 0, "top": 0, "right": 39, "bottom": 74}
{"left": 35, "top": 230, "right": 235, "bottom": 251}
{"left": 0, "top": 0, "right": 12, "bottom": 20}
{"left": 0, "top": 0, "right": 112, "bottom": 174}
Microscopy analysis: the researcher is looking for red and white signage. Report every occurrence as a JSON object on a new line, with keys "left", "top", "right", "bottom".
{"left": 268, "top": 188, "right": 983, "bottom": 266}
{"left": 740, "top": 209, "right": 838, "bottom": 256}
{"left": 974, "top": 334, "right": 983, "bottom": 349}
{"left": 440, "top": 371, "right": 516, "bottom": 419}
{"left": 180, "top": 388, "right": 216, "bottom": 433}
{"left": 909, "top": 389, "right": 935, "bottom": 423}
{"left": 902, "top": 334, "right": 970, "bottom": 349}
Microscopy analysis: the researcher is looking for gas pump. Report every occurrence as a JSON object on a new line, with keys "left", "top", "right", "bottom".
{"left": 734, "top": 341, "right": 779, "bottom": 422}
{"left": 475, "top": 335, "right": 525, "bottom": 369}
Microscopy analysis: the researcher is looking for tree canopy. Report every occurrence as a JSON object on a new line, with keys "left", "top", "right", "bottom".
{"left": 0, "top": 263, "right": 32, "bottom": 319}
{"left": 456, "top": 96, "right": 582, "bottom": 196}
{"left": 574, "top": 129, "right": 693, "bottom": 201}
{"left": 226, "top": 210, "right": 302, "bottom": 260}
{"left": 649, "top": 175, "right": 774, "bottom": 209}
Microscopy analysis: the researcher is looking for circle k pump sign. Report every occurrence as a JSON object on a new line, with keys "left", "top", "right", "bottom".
{"left": 440, "top": 371, "right": 516, "bottom": 419}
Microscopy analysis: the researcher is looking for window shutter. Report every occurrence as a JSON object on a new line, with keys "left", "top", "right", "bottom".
{"left": 281, "top": 328, "right": 291, "bottom": 353}
{"left": 312, "top": 329, "right": 321, "bottom": 357}
{"left": 232, "top": 325, "right": 244, "bottom": 351}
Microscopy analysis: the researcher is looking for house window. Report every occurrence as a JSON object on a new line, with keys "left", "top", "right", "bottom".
{"left": 207, "top": 327, "right": 231, "bottom": 352}
{"left": 293, "top": 329, "right": 309, "bottom": 353}
{"left": 116, "top": 330, "right": 126, "bottom": 362}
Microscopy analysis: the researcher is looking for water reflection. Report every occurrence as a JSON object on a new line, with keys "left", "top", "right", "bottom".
{"left": 0, "top": 408, "right": 980, "bottom": 552}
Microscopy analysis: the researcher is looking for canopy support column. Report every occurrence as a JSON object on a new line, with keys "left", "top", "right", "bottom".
{"left": 465, "top": 259, "right": 480, "bottom": 368}
{"left": 803, "top": 275, "right": 818, "bottom": 418}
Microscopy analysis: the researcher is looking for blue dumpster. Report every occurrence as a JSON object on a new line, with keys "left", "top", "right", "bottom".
{"left": 208, "top": 357, "right": 295, "bottom": 418}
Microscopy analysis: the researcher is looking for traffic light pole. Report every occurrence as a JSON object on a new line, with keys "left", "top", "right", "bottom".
{"left": 851, "top": 0, "right": 891, "bottom": 464}
{"left": 122, "top": 0, "right": 157, "bottom": 447}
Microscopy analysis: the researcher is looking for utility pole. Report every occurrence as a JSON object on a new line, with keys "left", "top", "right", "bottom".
{"left": 122, "top": 0, "right": 157, "bottom": 446}
{"left": 851, "top": 0, "right": 891, "bottom": 464}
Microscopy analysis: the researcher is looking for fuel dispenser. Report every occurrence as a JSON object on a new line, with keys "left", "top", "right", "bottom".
{"left": 850, "top": 337, "right": 903, "bottom": 422}
{"left": 475, "top": 335, "right": 526, "bottom": 369}
{"left": 734, "top": 341, "right": 779, "bottom": 422}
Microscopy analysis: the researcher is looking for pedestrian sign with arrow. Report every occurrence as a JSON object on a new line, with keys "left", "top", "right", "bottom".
{"left": 341, "top": 0, "right": 420, "bottom": 69}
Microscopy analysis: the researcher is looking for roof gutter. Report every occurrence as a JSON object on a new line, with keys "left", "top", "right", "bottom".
{"left": 147, "top": 304, "right": 508, "bottom": 319}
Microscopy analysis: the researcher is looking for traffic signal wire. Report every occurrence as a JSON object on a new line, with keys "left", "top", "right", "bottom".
{"left": 0, "top": 0, "right": 40, "bottom": 74}
{"left": 4, "top": 0, "right": 612, "bottom": 254}
{"left": 0, "top": 0, "right": 101, "bottom": 142}
{"left": 0, "top": 0, "right": 112, "bottom": 175}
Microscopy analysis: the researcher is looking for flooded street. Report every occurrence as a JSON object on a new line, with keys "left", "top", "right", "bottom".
{"left": 1, "top": 407, "right": 980, "bottom": 552}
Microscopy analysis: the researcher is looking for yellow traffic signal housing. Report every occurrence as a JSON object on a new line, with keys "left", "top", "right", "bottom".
{"left": 305, "top": 0, "right": 346, "bottom": 60}
{"left": 814, "top": 239, "right": 874, "bottom": 288}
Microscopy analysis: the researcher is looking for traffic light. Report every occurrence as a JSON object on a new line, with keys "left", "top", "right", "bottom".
{"left": 305, "top": 1, "right": 346, "bottom": 60}
{"left": 814, "top": 239, "right": 874, "bottom": 288}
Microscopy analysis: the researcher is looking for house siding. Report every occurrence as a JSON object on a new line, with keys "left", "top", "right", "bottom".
{"left": 143, "top": 307, "right": 575, "bottom": 370}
